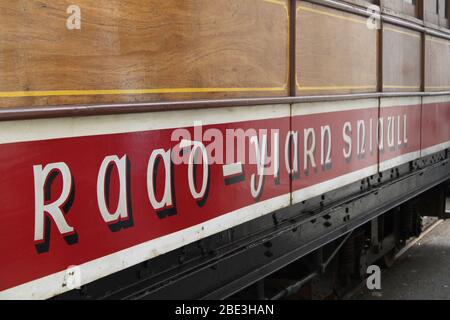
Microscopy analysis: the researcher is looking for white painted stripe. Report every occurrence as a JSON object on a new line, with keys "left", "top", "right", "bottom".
{"left": 379, "top": 151, "right": 421, "bottom": 172}
{"left": 293, "top": 98, "right": 378, "bottom": 116}
{"left": 421, "top": 141, "right": 450, "bottom": 157}
{"left": 0, "top": 104, "right": 290, "bottom": 145}
{"left": 292, "top": 164, "right": 378, "bottom": 204}
{"left": 422, "top": 95, "right": 450, "bottom": 105}
{"left": 380, "top": 96, "right": 421, "bottom": 108}
{"left": 0, "top": 193, "right": 290, "bottom": 300}
{"left": 223, "top": 163, "right": 243, "bottom": 177}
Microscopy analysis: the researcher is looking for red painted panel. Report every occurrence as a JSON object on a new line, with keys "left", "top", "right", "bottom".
{"left": 422, "top": 101, "right": 450, "bottom": 150}
{"left": 379, "top": 104, "right": 421, "bottom": 164}
{"left": 291, "top": 107, "right": 379, "bottom": 193}
{"left": 0, "top": 117, "right": 291, "bottom": 291}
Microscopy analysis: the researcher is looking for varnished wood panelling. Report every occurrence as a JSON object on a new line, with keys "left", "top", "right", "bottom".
{"left": 438, "top": 0, "right": 449, "bottom": 28}
{"left": 381, "top": 0, "right": 417, "bottom": 18}
{"left": 382, "top": 24, "right": 421, "bottom": 92}
{"left": 424, "top": 1, "right": 439, "bottom": 25}
{"left": 0, "top": 0, "right": 289, "bottom": 108}
{"left": 296, "top": 1, "right": 378, "bottom": 95}
{"left": 425, "top": 35, "right": 450, "bottom": 91}
{"left": 424, "top": 0, "right": 450, "bottom": 27}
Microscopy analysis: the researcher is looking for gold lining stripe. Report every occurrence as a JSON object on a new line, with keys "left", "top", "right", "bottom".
{"left": 384, "top": 27, "right": 420, "bottom": 38}
{"left": 263, "top": 0, "right": 288, "bottom": 12}
{"left": 0, "top": 87, "right": 287, "bottom": 98}
{"left": 295, "top": 75, "right": 376, "bottom": 92}
{"left": 297, "top": 85, "right": 377, "bottom": 91}
{"left": 297, "top": 4, "right": 368, "bottom": 25}
{"left": 427, "top": 37, "right": 450, "bottom": 46}
{"left": 426, "top": 86, "right": 450, "bottom": 89}
{"left": 384, "top": 85, "right": 421, "bottom": 89}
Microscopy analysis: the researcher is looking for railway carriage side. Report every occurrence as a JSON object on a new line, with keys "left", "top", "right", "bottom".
{"left": 0, "top": 0, "right": 449, "bottom": 299}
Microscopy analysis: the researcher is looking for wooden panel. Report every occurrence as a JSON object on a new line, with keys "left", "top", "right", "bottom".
{"left": 0, "top": 0, "right": 289, "bottom": 108}
{"left": 382, "top": 24, "right": 421, "bottom": 92}
{"left": 296, "top": 1, "right": 378, "bottom": 95}
{"left": 381, "top": 0, "right": 417, "bottom": 18}
{"left": 424, "top": 0, "right": 439, "bottom": 25}
{"left": 425, "top": 35, "right": 450, "bottom": 91}
{"left": 438, "top": 0, "right": 449, "bottom": 28}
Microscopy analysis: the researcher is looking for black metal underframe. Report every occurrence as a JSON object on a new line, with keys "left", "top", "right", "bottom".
{"left": 57, "top": 149, "right": 450, "bottom": 300}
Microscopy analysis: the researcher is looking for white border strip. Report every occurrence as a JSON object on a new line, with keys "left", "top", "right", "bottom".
{"left": 422, "top": 95, "right": 450, "bottom": 105}
{"left": 379, "top": 151, "right": 421, "bottom": 172}
{"left": 292, "top": 164, "right": 378, "bottom": 204}
{"left": 422, "top": 141, "right": 450, "bottom": 157}
{"left": 421, "top": 96, "right": 450, "bottom": 156}
{"left": 0, "top": 193, "right": 290, "bottom": 300}
{"left": 293, "top": 98, "right": 378, "bottom": 116}
{"left": 380, "top": 97, "right": 421, "bottom": 108}
{"left": 0, "top": 104, "right": 290, "bottom": 145}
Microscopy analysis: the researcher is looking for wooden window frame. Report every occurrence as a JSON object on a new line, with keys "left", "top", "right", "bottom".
{"left": 419, "top": 0, "right": 450, "bottom": 29}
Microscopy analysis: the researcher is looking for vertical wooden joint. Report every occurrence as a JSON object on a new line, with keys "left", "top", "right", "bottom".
{"left": 378, "top": 16, "right": 383, "bottom": 93}
{"left": 421, "top": 32, "right": 425, "bottom": 92}
{"left": 417, "top": 0, "right": 424, "bottom": 20}
{"left": 289, "top": 0, "right": 297, "bottom": 97}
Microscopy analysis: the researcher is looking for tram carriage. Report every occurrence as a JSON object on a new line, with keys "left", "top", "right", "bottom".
{"left": 1, "top": 0, "right": 450, "bottom": 299}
